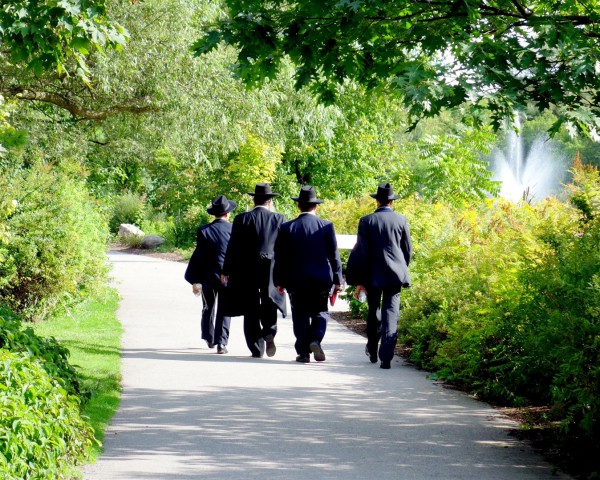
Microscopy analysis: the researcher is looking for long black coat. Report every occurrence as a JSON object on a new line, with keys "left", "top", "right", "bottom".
{"left": 346, "top": 207, "right": 413, "bottom": 288}
{"left": 223, "top": 207, "right": 287, "bottom": 315}
{"left": 273, "top": 213, "right": 343, "bottom": 293}
{"left": 184, "top": 219, "right": 232, "bottom": 289}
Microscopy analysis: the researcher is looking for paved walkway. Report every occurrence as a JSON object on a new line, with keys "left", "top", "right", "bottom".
{"left": 83, "top": 251, "right": 568, "bottom": 479}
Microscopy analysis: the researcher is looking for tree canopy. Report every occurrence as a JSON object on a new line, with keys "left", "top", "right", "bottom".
{"left": 194, "top": 0, "right": 600, "bottom": 138}
{"left": 0, "top": 0, "right": 127, "bottom": 80}
{"left": 0, "top": 0, "right": 133, "bottom": 118}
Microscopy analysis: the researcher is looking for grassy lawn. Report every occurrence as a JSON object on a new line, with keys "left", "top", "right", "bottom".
{"left": 33, "top": 288, "right": 122, "bottom": 461}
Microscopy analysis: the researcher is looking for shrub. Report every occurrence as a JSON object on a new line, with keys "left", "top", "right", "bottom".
{"left": 0, "top": 308, "right": 84, "bottom": 398}
{"left": 108, "top": 191, "right": 146, "bottom": 234}
{"left": 0, "top": 163, "right": 108, "bottom": 321}
{"left": 397, "top": 162, "right": 600, "bottom": 451}
{"left": 166, "top": 205, "right": 210, "bottom": 249}
{"left": 0, "top": 349, "right": 95, "bottom": 479}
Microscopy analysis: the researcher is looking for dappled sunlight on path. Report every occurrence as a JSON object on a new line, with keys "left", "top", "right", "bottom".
{"left": 83, "top": 252, "right": 569, "bottom": 479}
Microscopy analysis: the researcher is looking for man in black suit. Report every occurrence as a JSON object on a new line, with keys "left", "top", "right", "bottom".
{"left": 346, "top": 182, "right": 413, "bottom": 369}
{"left": 184, "top": 195, "right": 237, "bottom": 354}
{"left": 274, "top": 186, "right": 343, "bottom": 363}
{"left": 222, "top": 184, "right": 287, "bottom": 358}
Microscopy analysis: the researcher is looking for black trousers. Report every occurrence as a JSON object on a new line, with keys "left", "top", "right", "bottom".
{"left": 242, "top": 260, "right": 278, "bottom": 356}
{"left": 201, "top": 284, "right": 232, "bottom": 346}
{"left": 366, "top": 286, "right": 400, "bottom": 363}
{"left": 289, "top": 289, "right": 330, "bottom": 356}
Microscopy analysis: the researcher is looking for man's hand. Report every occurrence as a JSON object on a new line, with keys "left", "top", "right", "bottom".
{"left": 220, "top": 274, "right": 229, "bottom": 286}
{"left": 192, "top": 284, "right": 201, "bottom": 296}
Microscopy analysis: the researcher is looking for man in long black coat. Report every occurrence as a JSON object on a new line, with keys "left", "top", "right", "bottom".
{"left": 273, "top": 186, "right": 343, "bottom": 363}
{"left": 346, "top": 182, "right": 413, "bottom": 369}
{"left": 184, "top": 195, "right": 237, "bottom": 354}
{"left": 222, "top": 183, "right": 287, "bottom": 358}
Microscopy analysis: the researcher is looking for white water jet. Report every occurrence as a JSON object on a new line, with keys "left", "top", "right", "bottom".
{"left": 489, "top": 118, "right": 569, "bottom": 202}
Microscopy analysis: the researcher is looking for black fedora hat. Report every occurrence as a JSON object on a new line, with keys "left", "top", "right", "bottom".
{"left": 291, "top": 185, "right": 324, "bottom": 204}
{"left": 370, "top": 182, "right": 401, "bottom": 201}
{"left": 207, "top": 195, "right": 237, "bottom": 216}
{"left": 248, "top": 183, "right": 279, "bottom": 198}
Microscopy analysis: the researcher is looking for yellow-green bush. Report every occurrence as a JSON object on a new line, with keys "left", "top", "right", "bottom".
{"left": 398, "top": 163, "right": 600, "bottom": 452}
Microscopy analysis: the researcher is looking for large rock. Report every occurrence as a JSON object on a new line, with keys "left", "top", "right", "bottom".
{"left": 119, "top": 223, "right": 144, "bottom": 238}
{"left": 140, "top": 235, "right": 165, "bottom": 250}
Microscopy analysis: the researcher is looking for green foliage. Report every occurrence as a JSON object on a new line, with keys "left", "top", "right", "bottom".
{"left": 0, "top": 349, "right": 95, "bottom": 479}
{"left": 0, "top": 162, "right": 109, "bottom": 321}
{"left": 166, "top": 205, "right": 210, "bottom": 250}
{"left": 109, "top": 191, "right": 146, "bottom": 233}
{"left": 0, "top": 308, "right": 84, "bottom": 399}
{"left": 0, "top": 0, "right": 127, "bottom": 82}
{"left": 318, "top": 195, "right": 374, "bottom": 234}
{"left": 195, "top": 0, "right": 600, "bottom": 138}
{"left": 212, "top": 132, "right": 283, "bottom": 210}
{"left": 405, "top": 126, "right": 500, "bottom": 204}
{"left": 397, "top": 163, "right": 600, "bottom": 448}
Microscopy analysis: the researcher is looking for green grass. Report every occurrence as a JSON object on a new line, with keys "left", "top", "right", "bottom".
{"left": 32, "top": 288, "right": 122, "bottom": 462}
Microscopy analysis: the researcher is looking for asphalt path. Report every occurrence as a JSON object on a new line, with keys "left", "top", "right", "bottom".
{"left": 83, "top": 251, "right": 569, "bottom": 479}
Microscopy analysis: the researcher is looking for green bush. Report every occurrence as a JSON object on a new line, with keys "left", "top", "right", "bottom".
{"left": 0, "top": 308, "right": 83, "bottom": 398}
{"left": 397, "top": 162, "right": 600, "bottom": 451}
{"left": 0, "top": 349, "right": 95, "bottom": 480}
{"left": 166, "top": 205, "right": 210, "bottom": 249}
{"left": 0, "top": 163, "right": 108, "bottom": 321}
{"left": 108, "top": 191, "right": 146, "bottom": 234}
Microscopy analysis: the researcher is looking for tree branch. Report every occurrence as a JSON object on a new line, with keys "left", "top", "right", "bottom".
{"left": 4, "top": 87, "right": 156, "bottom": 120}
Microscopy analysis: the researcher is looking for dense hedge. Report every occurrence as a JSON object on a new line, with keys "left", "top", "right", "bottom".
{"left": 0, "top": 308, "right": 84, "bottom": 398}
{"left": 0, "top": 163, "right": 108, "bottom": 321}
{"left": 0, "top": 308, "right": 95, "bottom": 478}
{"left": 0, "top": 349, "right": 94, "bottom": 479}
{"left": 398, "top": 162, "right": 600, "bottom": 449}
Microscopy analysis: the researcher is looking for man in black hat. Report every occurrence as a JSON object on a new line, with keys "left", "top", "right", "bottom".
{"left": 346, "top": 182, "right": 413, "bottom": 369}
{"left": 273, "top": 186, "right": 343, "bottom": 363}
{"left": 222, "top": 183, "right": 287, "bottom": 358}
{"left": 185, "top": 195, "right": 237, "bottom": 354}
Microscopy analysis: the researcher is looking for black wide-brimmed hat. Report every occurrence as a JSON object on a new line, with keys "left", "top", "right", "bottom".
{"left": 207, "top": 195, "right": 237, "bottom": 216}
{"left": 248, "top": 183, "right": 279, "bottom": 199}
{"left": 370, "top": 182, "right": 401, "bottom": 201}
{"left": 292, "top": 185, "right": 324, "bottom": 204}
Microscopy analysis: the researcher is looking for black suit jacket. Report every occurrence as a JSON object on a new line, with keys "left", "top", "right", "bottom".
{"left": 346, "top": 207, "right": 412, "bottom": 288}
{"left": 273, "top": 213, "right": 343, "bottom": 293}
{"left": 223, "top": 207, "right": 286, "bottom": 314}
{"left": 184, "top": 219, "right": 231, "bottom": 289}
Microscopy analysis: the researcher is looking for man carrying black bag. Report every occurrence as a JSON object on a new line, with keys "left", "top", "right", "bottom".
{"left": 184, "top": 195, "right": 237, "bottom": 354}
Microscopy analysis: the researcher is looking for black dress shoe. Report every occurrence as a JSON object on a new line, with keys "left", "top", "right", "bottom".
{"left": 205, "top": 340, "right": 215, "bottom": 349}
{"left": 296, "top": 355, "right": 310, "bottom": 363}
{"left": 251, "top": 353, "right": 263, "bottom": 358}
{"left": 365, "top": 344, "right": 377, "bottom": 363}
{"left": 310, "top": 341, "right": 326, "bottom": 362}
{"left": 217, "top": 344, "right": 228, "bottom": 354}
{"left": 380, "top": 360, "right": 391, "bottom": 369}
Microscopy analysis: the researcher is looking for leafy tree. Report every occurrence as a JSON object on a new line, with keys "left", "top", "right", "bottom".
{"left": 0, "top": 0, "right": 134, "bottom": 118}
{"left": 405, "top": 124, "right": 500, "bottom": 204}
{"left": 194, "top": 0, "right": 600, "bottom": 137}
